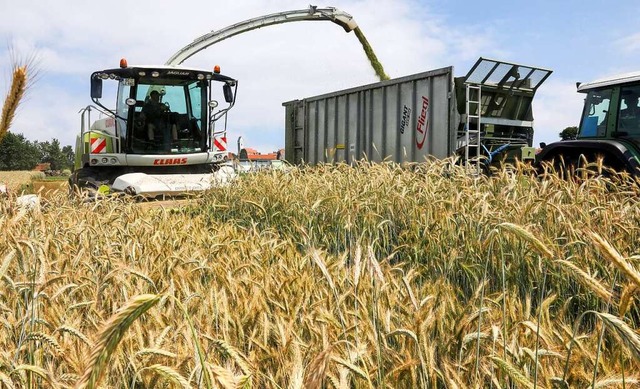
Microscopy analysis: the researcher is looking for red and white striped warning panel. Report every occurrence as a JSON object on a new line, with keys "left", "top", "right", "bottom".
{"left": 90, "top": 138, "right": 107, "bottom": 153}
{"left": 213, "top": 136, "right": 227, "bottom": 151}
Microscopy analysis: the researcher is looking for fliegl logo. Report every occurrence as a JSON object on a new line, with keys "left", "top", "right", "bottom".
{"left": 416, "top": 96, "right": 430, "bottom": 149}
{"left": 153, "top": 158, "right": 188, "bottom": 165}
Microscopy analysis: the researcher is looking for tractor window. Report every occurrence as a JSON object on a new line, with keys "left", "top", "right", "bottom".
{"left": 618, "top": 85, "right": 640, "bottom": 137}
{"left": 579, "top": 89, "right": 611, "bottom": 137}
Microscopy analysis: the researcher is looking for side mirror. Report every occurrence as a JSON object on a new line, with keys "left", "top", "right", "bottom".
{"left": 223, "top": 84, "right": 234, "bottom": 103}
{"left": 91, "top": 78, "right": 103, "bottom": 99}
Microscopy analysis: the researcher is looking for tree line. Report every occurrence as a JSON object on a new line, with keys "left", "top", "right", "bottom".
{"left": 0, "top": 132, "right": 74, "bottom": 171}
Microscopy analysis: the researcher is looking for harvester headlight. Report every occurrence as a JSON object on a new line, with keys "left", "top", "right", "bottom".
{"left": 101, "top": 157, "right": 108, "bottom": 164}
{"left": 197, "top": 74, "right": 205, "bottom": 80}
{"left": 109, "top": 73, "right": 116, "bottom": 79}
{"left": 151, "top": 71, "right": 160, "bottom": 77}
{"left": 110, "top": 158, "right": 117, "bottom": 164}
{"left": 206, "top": 75, "right": 212, "bottom": 80}
{"left": 125, "top": 98, "right": 136, "bottom": 106}
{"left": 100, "top": 73, "right": 109, "bottom": 80}
{"left": 138, "top": 71, "right": 146, "bottom": 76}
{"left": 91, "top": 158, "right": 98, "bottom": 165}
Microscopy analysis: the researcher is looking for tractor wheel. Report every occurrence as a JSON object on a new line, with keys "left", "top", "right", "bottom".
{"left": 69, "top": 170, "right": 109, "bottom": 201}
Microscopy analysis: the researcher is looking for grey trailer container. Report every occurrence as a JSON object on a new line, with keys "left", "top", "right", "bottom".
{"left": 283, "top": 58, "right": 552, "bottom": 167}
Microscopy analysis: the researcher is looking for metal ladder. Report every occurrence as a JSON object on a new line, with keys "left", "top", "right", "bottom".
{"left": 465, "top": 84, "right": 482, "bottom": 174}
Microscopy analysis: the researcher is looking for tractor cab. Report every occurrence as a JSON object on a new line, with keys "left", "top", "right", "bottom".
{"left": 535, "top": 71, "right": 640, "bottom": 177}
{"left": 71, "top": 59, "right": 238, "bottom": 197}
{"left": 577, "top": 73, "right": 640, "bottom": 142}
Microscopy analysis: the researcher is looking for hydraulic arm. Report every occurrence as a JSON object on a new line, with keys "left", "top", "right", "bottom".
{"left": 166, "top": 5, "right": 358, "bottom": 66}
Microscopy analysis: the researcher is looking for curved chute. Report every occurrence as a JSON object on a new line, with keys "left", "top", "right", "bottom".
{"left": 165, "top": 6, "right": 358, "bottom": 66}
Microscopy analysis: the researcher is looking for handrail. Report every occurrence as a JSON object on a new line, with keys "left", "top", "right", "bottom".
{"left": 79, "top": 105, "right": 119, "bottom": 155}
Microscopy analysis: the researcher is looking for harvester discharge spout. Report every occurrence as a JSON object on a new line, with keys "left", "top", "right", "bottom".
{"left": 165, "top": 5, "right": 358, "bottom": 66}
{"left": 315, "top": 7, "right": 358, "bottom": 32}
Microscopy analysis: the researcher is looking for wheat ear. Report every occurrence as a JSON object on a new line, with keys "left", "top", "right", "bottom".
{"left": 0, "top": 66, "right": 27, "bottom": 139}
{"left": 137, "top": 364, "right": 190, "bottom": 389}
{"left": 75, "top": 294, "right": 160, "bottom": 389}
{"left": 592, "top": 376, "right": 639, "bottom": 388}
{"left": 303, "top": 344, "right": 334, "bottom": 388}
{"left": 498, "top": 223, "right": 554, "bottom": 260}
{"left": 490, "top": 356, "right": 536, "bottom": 389}
{"left": 556, "top": 259, "right": 612, "bottom": 301}
{"left": 590, "top": 232, "right": 640, "bottom": 288}
{"left": 593, "top": 311, "right": 640, "bottom": 361}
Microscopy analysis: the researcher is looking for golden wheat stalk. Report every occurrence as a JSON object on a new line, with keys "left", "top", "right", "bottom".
{"left": 12, "top": 364, "right": 59, "bottom": 388}
{"left": 311, "top": 249, "right": 337, "bottom": 295}
{"left": 590, "top": 232, "right": 640, "bottom": 288}
{"left": 0, "top": 371, "right": 15, "bottom": 389}
{"left": 0, "top": 66, "right": 27, "bottom": 139}
{"left": 25, "top": 332, "right": 62, "bottom": 356}
{"left": 0, "top": 249, "right": 16, "bottom": 280}
{"left": 489, "top": 356, "right": 536, "bottom": 389}
{"left": 592, "top": 376, "right": 639, "bottom": 388}
{"left": 303, "top": 344, "right": 335, "bottom": 388}
{"left": 75, "top": 294, "right": 161, "bottom": 389}
{"left": 619, "top": 284, "right": 638, "bottom": 317}
{"left": 56, "top": 325, "right": 91, "bottom": 347}
{"left": 209, "top": 338, "right": 253, "bottom": 375}
{"left": 497, "top": 222, "right": 554, "bottom": 260}
{"left": 173, "top": 297, "right": 213, "bottom": 389}
{"left": 593, "top": 311, "right": 640, "bottom": 361}
{"left": 208, "top": 363, "right": 237, "bottom": 389}
{"left": 135, "top": 348, "right": 177, "bottom": 359}
{"left": 556, "top": 259, "right": 613, "bottom": 302}
{"left": 137, "top": 364, "right": 191, "bottom": 389}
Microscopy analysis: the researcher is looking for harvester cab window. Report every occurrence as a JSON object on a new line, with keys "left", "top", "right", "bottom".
{"left": 131, "top": 82, "right": 205, "bottom": 154}
{"left": 618, "top": 85, "right": 640, "bottom": 136}
{"left": 188, "top": 84, "right": 203, "bottom": 129}
{"left": 116, "top": 82, "right": 131, "bottom": 146}
{"left": 579, "top": 89, "right": 611, "bottom": 137}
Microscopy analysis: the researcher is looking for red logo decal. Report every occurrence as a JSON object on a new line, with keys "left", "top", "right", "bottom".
{"left": 416, "top": 96, "right": 429, "bottom": 149}
{"left": 153, "top": 158, "right": 188, "bottom": 165}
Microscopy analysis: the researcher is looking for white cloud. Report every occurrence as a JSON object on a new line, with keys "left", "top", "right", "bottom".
{"left": 615, "top": 31, "right": 640, "bottom": 54}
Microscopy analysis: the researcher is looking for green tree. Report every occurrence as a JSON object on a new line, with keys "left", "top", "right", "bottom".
{"left": 37, "top": 139, "right": 73, "bottom": 171}
{"left": 0, "top": 132, "right": 42, "bottom": 170}
{"left": 62, "top": 145, "right": 74, "bottom": 169}
{"left": 559, "top": 126, "right": 578, "bottom": 140}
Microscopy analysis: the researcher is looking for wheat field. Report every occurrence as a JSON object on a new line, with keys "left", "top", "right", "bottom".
{"left": 0, "top": 160, "right": 639, "bottom": 388}
{"left": 0, "top": 171, "right": 44, "bottom": 192}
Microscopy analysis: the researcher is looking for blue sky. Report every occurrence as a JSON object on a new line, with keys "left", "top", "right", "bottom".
{"left": 1, "top": 0, "right": 639, "bottom": 154}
